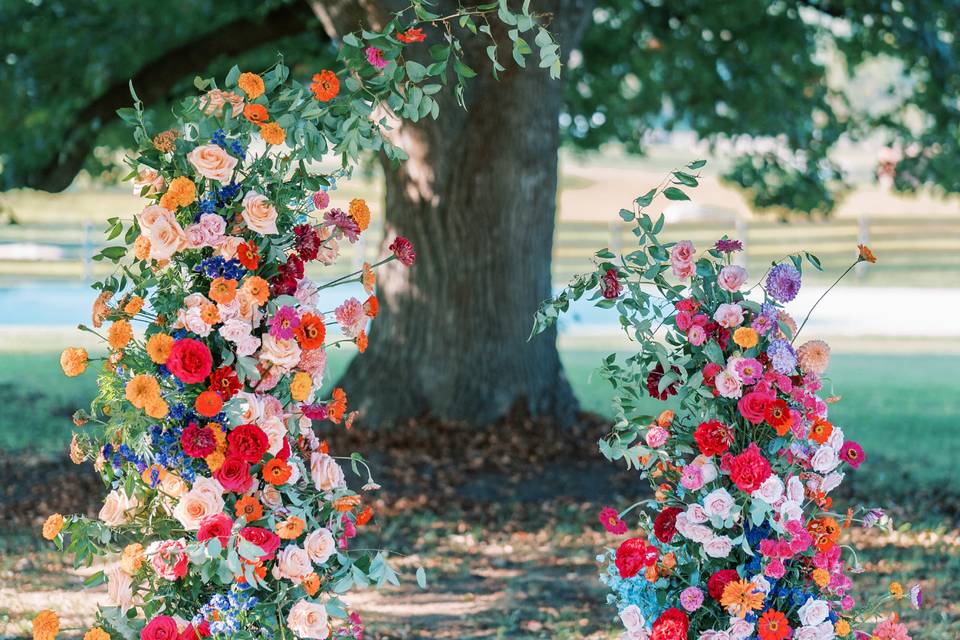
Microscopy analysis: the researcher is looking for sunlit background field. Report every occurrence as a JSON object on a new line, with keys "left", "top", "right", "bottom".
{"left": 1, "top": 142, "right": 958, "bottom": 638}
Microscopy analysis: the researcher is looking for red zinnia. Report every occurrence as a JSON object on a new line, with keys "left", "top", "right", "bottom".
{"left": 758, "top": 609, "right": 791, "bottom": 640}
{"left": 236, "top": 240, "right": 260, "bottom": 270}
{"left": 708, "top": 569, "right": 741, "bottom": 600}
{"left": 765, "top": 399, "right": 792, "bottom": 435}
{"left": 181, "top": 422, "right": 217, "bottom": 458}
{"left": 227, "top": 424, "right": 270, "bottom": 464}
{"left": 209, "top": 366, "right": 241, "bottom": 400}
{"left": 652, "top": 506, "right": 682, "bottom": 543}
{"left": 166, "top": 338, "right": 213, "bottom": 384}
{"left": 651, "top": 608, "right": 689, "bottom": 640}
{"left": 194, "top": 390, "right": 223, "bottom": 417}
{"left": 693, "top": 420, "right": 733, "bottom": 456}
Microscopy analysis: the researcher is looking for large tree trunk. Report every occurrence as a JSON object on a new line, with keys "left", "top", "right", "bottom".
{"left": 315, "top": 0, "right": 593, "bottom": 426}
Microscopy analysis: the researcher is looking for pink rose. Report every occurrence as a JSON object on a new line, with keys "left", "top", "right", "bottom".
{"left": 703, "top": 488, "right": 734, "bottom": 519}
{"left": 670, "top": 240, "right": 696, "bottom": 280}
{"left": 197, "top": 213, "right": 226, "bottom": 246}
{"left": 717, "top": 265, "right": 748, "bottom": 292}
{"left": 703, "top": 535, "right": 733, "bottom": 558}
{"left": 714, "top": 370, "right": 743, "bottom": 399}
{"left": 712, "top": 303, "right": 744, "bottom": 328}
{"left": 687, "top": 324, "right": 707, "bottom": 346}
{"left": 147, "top": 538, "right": 189, "bottom": 580}
{"left": 241, "top": 191, "right": 279, "bottom": 235}
{"left": 187, "top": 144, "right": 238, "bottom": 183}
{"left": 645, "top": 426, "right": 669, "bottom": 448}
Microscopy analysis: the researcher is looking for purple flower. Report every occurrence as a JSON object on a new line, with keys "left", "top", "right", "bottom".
{"left": 324, "top": 208, "right": 360, "bottom": 243}
{"left": 910, "top": 584, "right": 923, "bottom": 609}
{"left": 751, "top": 303, "right": 778, "bottom": 335}
{"left": 862, "top": 508, "right": 885, "bottom": 528}
{"left": 766, "top": 263, "right": 802, "bottom": 302}
{"left": 715, "top": 238, "right": 743, "bottom": 253}
{"left": 365, "top": 46, "right": 388, "bottom": 70}
{"left": 269, "top": 305, "right": 300, "bottom": 340}
{"left": 679, "top": 586, "right": 704, "bottom": 612}
{"left": 767, "top": 338, "right": 797, "bottom": 373}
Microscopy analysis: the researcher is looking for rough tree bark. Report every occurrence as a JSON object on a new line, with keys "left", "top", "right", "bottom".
{"left": 313, "top": 0, "right": 594, "bottom": 426}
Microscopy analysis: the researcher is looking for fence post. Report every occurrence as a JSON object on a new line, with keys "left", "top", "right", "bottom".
{"left": 856, "top": 214, "right": 869, "bottom": 279}
{"left": 608, "top": 220, "right": 621, "bottom": 256}
{"left": 82, "top": 220, "right": 93, "bottom": 283}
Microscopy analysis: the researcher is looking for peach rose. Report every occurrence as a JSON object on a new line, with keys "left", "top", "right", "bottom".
{"left": 187, "top": 143, "right": 238, "bottom": 183}
{"left": 217, "top": 235, "right": 244, "bottom": 260}
{"left": 137, "top": 205, "right": 186, "bottom": 261}
{"left": 260, "top": 415, "right": 289, "bottom": 456}
{"left": 241, "top": 191, "right": 279, "bottom": 235}
{"left": 258, "top": 334, "right": 301, "bottom": 371}
{"left": 276, "top": 545, "right": 312, "bottom": 582}
{"left": 310, "top": 452, "right": 345, "bottom": 493}
{"left": 133, "top": 167, "right": 165, "bottom": 196}
{"left": 106, "top": 565, "right": 135, "bottom": 612}
{"left": 304, "top": 528, "right": 336, "bottom": 565}
{"left": 199, "top": 89, "right": 245, "bottom": 118}
{"left": 260, "top": 484, "right": 283, "bottom": 510}
{"left": 717, "top": 265, "right": 748, "bottom": 292}
{"left": 172, "top": 477, "right": 225, "bottom": 530}
{"left": 286, "top": 599, "right": 329, "bottom": 639}
{"left": 99, "top": 489, "right": 139, "bottom": 527}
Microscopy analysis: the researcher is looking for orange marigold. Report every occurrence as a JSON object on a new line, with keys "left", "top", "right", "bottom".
{"left": 361, "top": 262, "right": 376, "bottom": 294}
{"left": 92, "top": 290, "right": 113, "bottom": 328}
{"left": 237, "top": 72, "right": 265, "bottom": 99}
{"left": 146, "top": 333, "right": 175, "bottom": 364}
{"left": 235, "top": 495, "right": 264, "bottom": 522}
{"left": 733, "top": 327, "right": 759, "bottom": 349}
{"left": 84, "top": 628, "right": 111, "bottom": 640}
{"left": 108, "top": 319, "right": 133, "bottom": 350}
{"left": 276, "top": 515, "right": 305, "bottom": 539}
{"left": 60, "top": 347, "right": 88, "bottom": 377}
{"left": 290, "top": 371, "right": 313, "bottom": 402}
{"left": 42, "top": 513, "right": 64, "bottom": 540}
{"left": 134, "top": 235, "right": 152, "bottom": 261}
{"left": 152, "top": 129, "right": 180, "bottom": 153}
{"left": 263, "top": 458, "right": 293, "bottom": 486}
{"left": 812, "top": 568, "right": 830, "bottom": 588}
{"left": 145, "top": 396, "right": 170, "bottom": 419}
{"left": 310, "top": 70, "right": 340, "bottom": 102}
{"left": 259, "top": 121, "right": 286, "bottom": 145}
{"left": 834, "top": 619, "right": 851, "bottom": 637}
{"left": 120, "top": 542, "right": 145, "bottom": 574}
{"left": 348, "top": 198, "right": 371, "bottom": 231}
{"left": 159, "top": 176, "right": 197, "bottom": 209}
{"left": 32, "top": 610, "right": 59, "bottom": 640}
{"left": 302, "top": 572, "right": 321, "bottom": 596}
{"left": 125, "top": 373, "right": 160, "bottom": 409}
{"left": 209, "top": 277, "right": 238, "bottom": 305}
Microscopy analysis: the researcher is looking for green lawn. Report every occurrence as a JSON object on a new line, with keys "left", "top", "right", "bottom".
{"left": 3, "top": 349, "right": 958, "bottom": 489}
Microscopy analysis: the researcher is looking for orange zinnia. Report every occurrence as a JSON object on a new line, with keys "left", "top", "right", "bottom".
{"left": 295, "top": 313, "right": 326, "bottom": 350}
{"left": 857, "top": 244, "right": 877, "bottom": 263}
{"left": 200, "top": 303, "right": 221, "bottom": 325}
{"left": 242, "top": 276, "right": 269, "bottom": 306}
{"left": 327, "top": 388, "right": 348, "bottom": 423}
{"left": 276, "top": 515, "right": 305, "bottom": 540}
{"left": 243, "top": 103, "right": 269, "bottom": 124}
{"left": 209, "top": 277, "right": 238, "bottom": 305}
{"left": 310, "top": 70, "right": 340, "bottom": 102}
{"left": 808, "top": 419, "right": 833, "bottom": 444}
{"left": 333, "top": 495, "right": 361, "bottom": 512}
{"left": 263, "top": 458, "right": 292, "bottom": 486}
{"left": 758, "top": 609, "right": 791, "bottom": 640}
{"left": 235, "top": 495, "right": 264, "bottom": 522}
{"left": 356, "top": 506, "right": 373, "bottom": 526}
{"left": 721, "top": 579, "right": 765, "bottom": 618}
{"left": 363, "top": 295, "right": 379, "bottom": 318}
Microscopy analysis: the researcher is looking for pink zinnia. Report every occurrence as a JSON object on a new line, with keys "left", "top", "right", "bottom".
{"left": 734, "top": 358, "right": 763, "bottom": 385}
{"left": 598, "top": 507, "right": 628, "bottom": 535}
{"left": 335, "top": 297, "right": 367, "bottom": 338}
{"left": 365, "top": 46, "right": 388, "bottom": 69}
{"left": 313, "top": 190, "right": 330, "bottom": 210}
{"left": 269, "top": 305, "right": 300, "bottom": 340}
{"left": 840, "top": 441, "right": 866, "bottom": 469}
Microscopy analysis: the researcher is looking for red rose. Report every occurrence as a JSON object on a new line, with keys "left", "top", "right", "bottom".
{"left": 729, "top": 443, "right": 772, "bottom": 493}
{"left": 708, "top": 569, "right": 740, "bottom": 600}
{"left": 693, "top": 420, "right": 733, "bottom": 456}
{"left": 653, "top": 506, "right": 683, "bottom": 543}
{"left": 738, "top": 390, "right": 772, "bottom": 425}
{"left": 209, "top": 366, "right": 241, "bottom": 400}
{"left": 615, "top": 536, "right": 658, "bottom": 578}
{"left": 142, "top": 616, "right": 179, "bottom": 640}
{"left": 227, "top": 424, "right": 270, "bottom": 464}
{"left": 178, "top": 624, "right": 206, "bottom": 640}
{"left": 197, "top": 513, "right": 233, "bottom": 546}
{"left": 181, "top": 422, "right": 217, "bottom": 458}
{"left": 651, "top": 608, "right": 689, "bottom": 640}
{"left": 239, "top": 526, "right": 281, "bottom": 560}
{"left": 215, "top": 456, "right": 253, "bottom": 493}
{"left": 167, "top": 338, "right": 213, "bottom": 384}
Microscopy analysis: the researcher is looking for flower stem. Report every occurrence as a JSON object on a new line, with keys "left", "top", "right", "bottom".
{"left": 792, "top": 259, "right": 860, "bottom": 344}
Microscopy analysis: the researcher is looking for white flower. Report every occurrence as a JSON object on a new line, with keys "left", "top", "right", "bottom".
{"left": 99, "top": 489, "right": 139, "bottom": 527}
{"left": 752, "top": 475, "right": 784, "bottom": 505}
{"left": 276, "top": 545, "right": 312, "bottom": 583}
{"left": 686, "top": 503, "right": 710, "bottom": 524}
{"left": 106, "top": 565, "right": 135, "bottom": 612}
{"left": 703, "top": 535, "right": 733, "bottom": 558}
{"left": 797, "top": 598, "right": 830, "bottom": 626}
{"left": 811, "top": 445, "right": 841, "bottom": 473}
{"left": 779, "top": 499, "right": 804, "bottom": 523}
{"left": 286, "top": 599, "right": 329, "bottom": 639}
{"left": 310, "top": 452, "right": 346, "bottom": 493}
{"left": 693, "top": 455, "right": 719, "bottom": 483}
{"left": 619, "top": 604, "right": 645, "bottom": 632}
{"left": 786, "top": 475, "right": 805, "bottom": 502}
{"left": 727, "top": 617, "right": 755, "bottom": 640}
{"left": 703, "top": 488, "right": 735, "bottom": 519}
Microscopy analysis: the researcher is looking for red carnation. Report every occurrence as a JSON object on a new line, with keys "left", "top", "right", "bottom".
{"left": 646, "top": 364, "right": 681, "bottom": 401}
{"left": 239, "top": 526, "right": 281, "bottom": 560}
{"left": 653, "top": 506, "right": 683, "bottom": 543}
{"left": 227, "top": 424, "right": 270, "bottom": 464}
{"left": 694, "top": 420, "right": 733, "bottom": 456}
{"left": 600, "top": 268, "right": 622, "bottom": 299}
{"left": 615, "top": 536, "right": 658, "bottom": 578}
{"left": 651, "top": 608, "right": 689, "bottom": 640}
{"left": 197, "top": 513, "right": 233, "bottom": 547}
{"left": 708, "top": 569, "right": 740, "bottom": 600}
{"left": 209, "top": 366, "right": 241, "bottom": 400}
{"left": 215, "top": 456, "right": 253, "bottom": 493}
{"left": 141, "top": 616, "right": 179, "bottom": 640}
{"left": 181, "top": 422, "right": 217, "bottom": 458}
{"left": 729, "top": 443, "right": 772, "bottom": 493}
{"left": 388, "top": 235, "right": 416, "bottom": 266}
{"left": 166, "top": 338, "right": 213, "bottom": 384}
